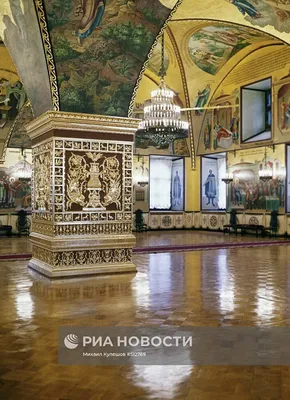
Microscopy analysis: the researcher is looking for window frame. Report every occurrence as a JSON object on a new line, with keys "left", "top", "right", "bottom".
{"left": 240, "top": 77, "right": 272, "bottom": 144}
{"left": 149, "top": 155, "right": 185, "bottom": 211}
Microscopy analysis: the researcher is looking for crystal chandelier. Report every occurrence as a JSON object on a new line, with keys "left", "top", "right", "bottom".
{"left": 16, "top": 149, "right": 31, "bottom": 182}
{"left": 136, "top": 35, "right": 188, "bottom": 147}
{"left": 259, "top": 147, "right": 273, "bottom": 182}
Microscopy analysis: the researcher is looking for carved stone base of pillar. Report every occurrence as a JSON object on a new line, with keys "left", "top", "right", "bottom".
{"left": 28, "top": 260, "right": 136, "bottom": 278}
{"left": 26, "top": 111, "right": 139, "bottom": 279}
{"left": 28, "top": 233, "right": 136, "bottom": 278}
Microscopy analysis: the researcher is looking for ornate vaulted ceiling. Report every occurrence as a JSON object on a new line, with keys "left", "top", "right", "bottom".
{"left": 135, "top": 20, "right": 285, "bottom": 149}
{"left": 0, "top": 40, "right": 33, "bottom": 162}
{"left": 0, "top": 0, "right": 289, "bottom": 159}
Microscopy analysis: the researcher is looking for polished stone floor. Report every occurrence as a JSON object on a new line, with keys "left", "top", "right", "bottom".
{"left": 1, "top": 247, "right": 290, "bottom": 399}
{"left": 0, "top": 230, "right": 282, "bottom": 256}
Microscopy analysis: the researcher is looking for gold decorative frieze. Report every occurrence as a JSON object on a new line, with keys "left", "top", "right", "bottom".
{"left": 32, "top": 245, "right": 132, "bottom": 268}
{"left": 54, "top": 223, "right": 132, "bottom": 236}
{"left": 34, "top": 151, "right": 52, "bottom": 211}
{"left": 33, "top": 222, "right": 54, "bottom": 236}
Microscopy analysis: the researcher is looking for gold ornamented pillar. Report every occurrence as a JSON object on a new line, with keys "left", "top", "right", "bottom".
{"left": 26, "top": 111, "right": 138, "bottom": 278}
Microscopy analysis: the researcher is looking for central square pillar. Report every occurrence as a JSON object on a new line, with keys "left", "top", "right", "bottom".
{"left": 26, "top": 111, "right": 139, "bottom": 278}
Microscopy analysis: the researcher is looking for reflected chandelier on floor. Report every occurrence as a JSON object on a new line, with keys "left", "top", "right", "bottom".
{"left": 136, "top": 34, "right": 189, "bottom": 147}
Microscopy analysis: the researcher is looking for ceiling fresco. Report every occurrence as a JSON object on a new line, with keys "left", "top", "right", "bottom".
{"left": 7, "top": 102, "right": 33, "bottom": 149}
{"left": 0, "top": 42, "right": 33, "bottom": 162}
{"left": 0, "top": 0, "right": 52, "bottom": 117}
{"left": 172, "top": 0, "right": 290, "bottom": 43}
{"left": 188, "top": 24, "right": 271, "bottom": 75}
{"left": 226, "top": 0, "right": 290, "bottom": 34}
{"left": 42, "top": 0, "right": 180, "bottom": 117}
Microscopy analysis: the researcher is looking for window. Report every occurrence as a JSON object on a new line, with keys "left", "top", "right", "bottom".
{"left": 149, "top": 156, "right": 184, "bottom": 210}
{"left": 241, "top": 78, "right": 272, "bottom": 143}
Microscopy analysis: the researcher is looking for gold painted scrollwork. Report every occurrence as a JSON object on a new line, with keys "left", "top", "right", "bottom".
{"left": 66, "top": 152, "right": 122, "bottom": 211}
{"left": 66, "top": 154, "right": 87, "bottom": 209}
{"left": 102, "top": 156, "right": 121, "bottom": 209}
{"left": 34, "top": 152, "right": 51, "bottom": 211}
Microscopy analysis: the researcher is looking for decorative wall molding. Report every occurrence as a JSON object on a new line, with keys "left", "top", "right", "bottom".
{"left": 138, "top": 211, "right": 288, "bottom": 235}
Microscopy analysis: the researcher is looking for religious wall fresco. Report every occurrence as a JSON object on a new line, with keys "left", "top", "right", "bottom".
{"left": 134, "top": 134, "right": 189, "bottom": 156}
{"left": 44, "top": 0, "right": 179, "bottom": 116}
{"left": 277, "top": 73, "right": 290, "bottom": 135}
{"left": 8, "top": 102, "right": 33, "bottom": 149}
{"left": 0, "top": 156, "right": 32, "bottom": 211}
{"left": 194, "top": 84, "right": 211, "bottom": 115}
{"left": 198, "top": 92, "right": 240, "bottom": 153}
{"left": 226, "top": 0, "right": 290, "bottom": 34}
{"left": 0, "top": 0, "right": 52, "bottom": 117}
{"left": 0, "top": 78, "right": 26, "bottom": 124}
{"left": 188, "top": 24, "right": 270, "bottom": 75}
{"left": 0, "top": 78, "right": 32, "bottom": 160}
{"left": 227, "top": 145, "right": 285, "bottom": 212}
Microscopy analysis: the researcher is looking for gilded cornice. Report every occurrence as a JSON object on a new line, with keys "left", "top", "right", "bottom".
{"left": 26, "top": 111, "right": 140, "bottom": 140}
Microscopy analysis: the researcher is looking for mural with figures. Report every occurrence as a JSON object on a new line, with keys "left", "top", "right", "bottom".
{"left": 0, "top": 77, "right": 31, "bottom": 159}
{"left": 277, "top": 73, "right": 290, "bottom": 134}
{"left": 0, "top": 150, "right": 32, "bottom": 212}
{"left": 43, "top": 0, "right": 179, "bottom": 116}
{"left": 199, "top": 92, "right": 240, "bottom": 153}
{"left": 194, "top": 84, "right": 211, "bottom": 116}
{"left": 8, "top": 103, "right": 33, "bottom": 149}
{"left": 226, "top": 0, "right": 290, "bottom": 34}
{"left": 227, "top": 145, "right": 285, "bottom": 211}
{"left": 188, "top": 24, "right": 270, "bottom": 75}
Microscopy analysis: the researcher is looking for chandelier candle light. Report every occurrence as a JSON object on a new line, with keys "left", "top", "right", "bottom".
{"left": 222, "top": 172, "right": 233, "bottom": 184}
{"left": 259, "top": 147, "right": 273, "bottom": 182}
{"left": 136, "top": 35, "right": 189, "bottom": 147}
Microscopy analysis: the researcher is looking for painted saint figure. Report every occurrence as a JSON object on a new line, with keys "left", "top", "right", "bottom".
{"left": 76, "top": 0, "right": 106, "bottom": 44}
{"left": 281, "top": 102, "right": 290, "bottom": 129}
{"left": 194, "top": 84, "right": 211, "bottom": 116}
{"left": 230, "top": 115, "right": 239, "bottom": 142}
{"left": 226, "top": 0, "right": 262, "bottom": 19}
{"left": 173, "top": 171, "right": 182, "bottom": 206}
{"left": 0, "top": 177, "right": 6, "bottom": 207}
{"left": 204, "top": 119, "right": 211, "bottom": 150}
{"left": 204, "top": 169, "right": 217, "bottom": 206}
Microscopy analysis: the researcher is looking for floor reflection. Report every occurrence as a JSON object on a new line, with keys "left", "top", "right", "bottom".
{"left": 15, "top": 290, "right": 34, "bottom": 320}
{"left": 217, "top": 252, "right": 235, "bottom": 314}
{"left": 133, "top": 253, "right": 185, "bottom": 312}
{"left": 130, "top": 365, "right": 192, "bottom": 399}
{"left": 2, "top": 246, "right": 290, "bottom": 399}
